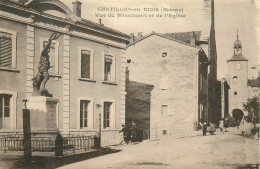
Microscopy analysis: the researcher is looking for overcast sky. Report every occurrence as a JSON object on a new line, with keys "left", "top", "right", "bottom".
{"left": 62, "top": 0, "right": 259, "bottom": 79}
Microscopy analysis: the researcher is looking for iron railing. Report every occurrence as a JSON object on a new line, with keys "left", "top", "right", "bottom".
{"left": 0, "top": 134, "right": 96, "bottom": 153}
{"left": 0, "top": 136, "right": 23, "bottom": 152}
{"left": 63, "top": 135, "right": 95, "bottom": 152}
{"left": 31, "top": 137, "right": 55, "bottom": 152}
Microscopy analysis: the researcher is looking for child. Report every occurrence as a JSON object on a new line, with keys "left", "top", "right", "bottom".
{"left": 224, "top": 118, "right": 228, "bottom": 132}
{"left": 209, "top": 122, "right": 216, "bottom": 135}
{"left": 219, "top": 119, "right": 224, "bottom": 134}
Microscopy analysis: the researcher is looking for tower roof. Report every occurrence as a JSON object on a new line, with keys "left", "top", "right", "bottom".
{"left": 228, "top": 30, "right": 248, "bottom": 62}
{"left": 234, "top": 39, "right": 242, "bottom": 48}
{"left": 228, "top": 55, "right": 248, "bottom": 61}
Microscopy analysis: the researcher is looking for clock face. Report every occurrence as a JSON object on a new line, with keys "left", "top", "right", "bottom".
{"left": 234, "top": 63, "right": 242, "bottom": 70}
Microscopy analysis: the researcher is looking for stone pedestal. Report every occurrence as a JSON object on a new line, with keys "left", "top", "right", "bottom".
{"left": 27, "top": 96, "right": 59, "bottom": 137}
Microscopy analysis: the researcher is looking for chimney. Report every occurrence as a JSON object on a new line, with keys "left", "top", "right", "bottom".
{"left": 72, "top": 0, "right": 82, "bottom": 17}
{"left": 137, "top": 32, "right": 143, "bottom": 40}
{"left": 130, "top": 33, "right": 135, "bottom": 43}
{"left": 99, "top": 19, "right": 104, "bottom": 26}
{"left": 190, "top": 32, "right": 196, "bottom": 46}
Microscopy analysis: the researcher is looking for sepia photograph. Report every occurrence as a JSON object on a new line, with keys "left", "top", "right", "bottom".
{"left": 0, "top": 0, "right": 259, "bottom": 168}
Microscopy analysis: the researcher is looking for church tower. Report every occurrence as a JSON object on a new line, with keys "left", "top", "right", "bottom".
{"left": 227, "top": 32, "right": 248, "bottom": 116}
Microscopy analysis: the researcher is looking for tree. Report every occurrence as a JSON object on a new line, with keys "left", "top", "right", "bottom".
{"left": 243, "top": 96, "right": 259, "bottom": 124}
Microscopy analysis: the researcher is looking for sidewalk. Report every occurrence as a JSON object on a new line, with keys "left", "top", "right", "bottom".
{"left": 149, "top": 130, "right": 201, "bottom": 141}
{"left": 0, "top": 147, "right": 121, "bottom": 169}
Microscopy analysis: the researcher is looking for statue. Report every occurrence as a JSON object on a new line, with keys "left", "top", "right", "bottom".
{"left": 32, "top": 33, "right": 60, "bottom": 96}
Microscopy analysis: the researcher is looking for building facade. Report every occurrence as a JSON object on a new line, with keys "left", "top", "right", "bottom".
{"left": 215, "top": 78, "right": 230, "bottom": 120}
{"left": 227, "top": 35, "right": 248, "bottom": 117}
{"left": 248, "top": 72, "right": 260, "bottom": 99}
{"left": 126, "top": 32, "right": 208, "bottom": 138}
{"left": 0, "top": 0, "right": 129, "bottom": 146}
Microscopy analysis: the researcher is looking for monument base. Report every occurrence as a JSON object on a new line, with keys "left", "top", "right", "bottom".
{"left": 27, "top": 96, "right": 59, "bottom": 137}
{"left": 31, "top": 129, "right": 60, "bottom": 139}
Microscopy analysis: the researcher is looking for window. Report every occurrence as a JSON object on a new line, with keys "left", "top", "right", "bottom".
{"left": 0, "top": 29, "right": 17, "bottom": 69}
{"left": 233, "top": 76, "right": 238, "bottom": 85}
{"left": 103, "top": 54, "right": 116, "bottom": 82}
{"left": 161, "top": 105, "right": 168, "bottom": 116}
{"left": 0, "top": 94, "right": 11, "bottom": 129}
{"left": 78, "top": 98, "right": 93, "bottom": 129}
{"left": 0, "top": 32, "right": 12, "bottom": 68}
{"left": 162, "top": 52, "right": 167, "bottom": 58}
{"left": 234, "top": 92, "right": 237, "bottom": 95}
{"left": 41, "top": 39, "right": 59, "bottom": 75}
{"left": 78, "top": 47, "right": 94, "bottom": 80}
{"left": 80, "top": 100, "right": 90, "bottom": 128}
{"left": 163, "top": 130, "right": 167, "bottom": 135}
{"left": 104, "top": 55, "right": 112, "bottom": 81}
{"left": 81, "top": 50, "right": 91, "bottom": 78}
{"left": 103, "top": 102, "right": 112, "bottom": 128}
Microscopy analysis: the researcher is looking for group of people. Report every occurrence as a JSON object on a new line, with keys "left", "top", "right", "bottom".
{"left": 119, "top": 122, "right": 138, "bottom": 145}
{"left": 200, "top": 118, "right": 229, "bottom": 136}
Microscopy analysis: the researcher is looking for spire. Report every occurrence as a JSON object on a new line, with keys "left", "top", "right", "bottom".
{"left": 228, "top": 30, "right": 248, "bottom": 61}
{"left": 234, "top": 29, "right": 242, "bottom": 56}
{"left": 237, "top": 29, "right": 239, "bottom": 40}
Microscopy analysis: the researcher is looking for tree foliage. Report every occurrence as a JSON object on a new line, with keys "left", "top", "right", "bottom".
{"left": 243, "top": 96, "right": 260, "bottom": 123}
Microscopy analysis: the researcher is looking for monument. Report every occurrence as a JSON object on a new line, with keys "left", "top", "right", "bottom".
{"left": 27, "top": 33, "right": 60, "bottom": 137}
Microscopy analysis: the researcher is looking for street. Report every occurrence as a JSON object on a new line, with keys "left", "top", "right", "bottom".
{"left": 58, "top": 127, "right": 259, "bottom": 169}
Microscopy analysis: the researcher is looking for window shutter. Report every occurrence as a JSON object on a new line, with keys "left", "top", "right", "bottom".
{"left": 81, "top": 50, "right": 91, "bottom": 78}
{"left": 105, "top": 55, "right": 113, "bottom": 63}
{"left": 0, "top": 32, "right": 12, "bottom": 68}
{"left": 80, "top": 100, "right": 83, "bottom": 128}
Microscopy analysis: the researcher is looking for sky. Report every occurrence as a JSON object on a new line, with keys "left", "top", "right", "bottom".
{"left": 62, "top": 0, "right": 260, "bottom": 79}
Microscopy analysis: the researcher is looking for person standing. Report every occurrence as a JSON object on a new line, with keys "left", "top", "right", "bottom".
{"left": 202, "top": 121, "right": 208, "bottom": 136}
{"left": 119, "top": 124, "right": 130, "bottom": 145}
{"left": 131, "top": 122, "right": 137, "bottom": 142}
{"left": 219, "top": 119, "right": 224, "bottom": 134}
{"left": 224, "top": 118, "right": 228, "bottom": 132}
{"left": 236, "top": 120, "right": 240, "bottom": 129}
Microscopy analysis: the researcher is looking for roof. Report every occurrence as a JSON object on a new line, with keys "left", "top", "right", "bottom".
{"left": 228, "top": 54, "right": 248, "bottom": 62}
{"left": 163, "top": 31, "right": 202, "bottom": 44}
{"left": 127, "top": 31, "right": 202, "bottom": 49}
{"left": 0, "top": 0, "right": 130, "bottom": 40}
{"left": 248, "top": 77, "right": 260, "bottom": 87}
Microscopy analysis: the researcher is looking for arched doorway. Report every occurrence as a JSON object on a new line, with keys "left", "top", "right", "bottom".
{"left": 232, "top": 109, "right": 244, "bottom": 121}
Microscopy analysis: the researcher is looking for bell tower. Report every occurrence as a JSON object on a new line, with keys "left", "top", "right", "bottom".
{"left": 234, "top": 31, "right": 242, "bottom": 56}
{"left": 227, "top": 31, "right": 248, "bottom": 116}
